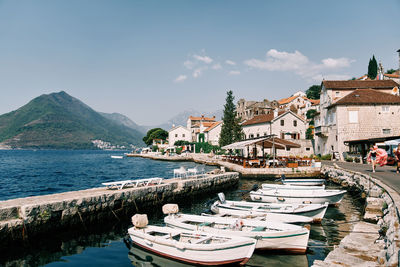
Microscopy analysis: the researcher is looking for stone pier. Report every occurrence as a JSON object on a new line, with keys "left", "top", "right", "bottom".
{"left": 0, "top": 172, "right": 239, "bottom": 252}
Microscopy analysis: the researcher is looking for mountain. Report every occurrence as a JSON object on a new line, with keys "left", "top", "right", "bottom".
{"left": 0, "top": 91, "right": 145, "bottom": 149}
{"left": 99, "top": 112, "right": 148, "bottom": 134}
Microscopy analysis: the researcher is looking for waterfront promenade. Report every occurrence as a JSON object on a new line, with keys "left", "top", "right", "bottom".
{"left": 324, "top": 161, "right": 400, "bottom": 193}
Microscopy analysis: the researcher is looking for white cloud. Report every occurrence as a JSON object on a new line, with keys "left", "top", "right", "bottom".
{"left": 193, "top": 67, "right": 208, "bottom": 78}
{"left": 183, "top": 60, "right": 195, "bottom": 69}
{"left": 212, "top": 63, "right": 222, "bottom": 70}
{"left": 244, "top": 49, "right": 354, "bottom": 82}
{"left": 174, "top": 75, "right": 187, "bottom": 83}
{"left": 193, "top": 54, "right": 213, "bottom": 64}
{"left": 322, "top": 58, "right": 354, "bottom": 68}
{"left": 225, "top": 60, "right": 236, "bottom": 66}
{"left": 229, "top": 70, "right": 240, "bottom": 75}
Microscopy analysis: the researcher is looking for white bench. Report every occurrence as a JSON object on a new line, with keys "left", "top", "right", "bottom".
{"left": 102, "top": 177, "right": 163, "bottom": 190}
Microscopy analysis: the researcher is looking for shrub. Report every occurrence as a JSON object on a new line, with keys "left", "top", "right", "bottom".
{"left": 354, "top": 157, "right": 360, "bottom": 163}
{"left": 321, "top": 154, "right": 332, "bottom": 160}
{"left": 345, "top": 157, "right": 353, "bottom": 162}
{"left": 176, "top": 147, "right": 183, "bottom": 154}
{"left": 152, "top": 145, "right": 158, "bottom": 152}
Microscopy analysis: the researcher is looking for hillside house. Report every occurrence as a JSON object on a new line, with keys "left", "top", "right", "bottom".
{"left": 186, "top": 115, "right": 216, "bottom": 142}
{"left": 168, "top": 126, "right": 191, "bottom": 146}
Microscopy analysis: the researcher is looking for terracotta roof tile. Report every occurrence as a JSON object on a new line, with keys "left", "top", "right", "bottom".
{"left": 189, "top": 116, "right": 216, "bottom": 121}
{"left": 278, "top": 95, "right": 297, "bottom": 105}
{"left": 242, "top": 111, "right": 286, "bottom": 126}
{"left": 204, "top": 121, "right": 222, "bottom": 132}
{"left": 331, "top": 89, "right": 400, "bottom": 106}
{"left": 322, "top": 80, "right": 397, "bottom": 90}
{"left": 384, "top": 73, "right": 400, "bottom": 78}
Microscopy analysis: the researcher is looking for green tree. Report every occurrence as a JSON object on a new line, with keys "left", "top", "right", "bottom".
{"left": 306, "top": 85, "right": 321, "bottom": 100}
{"left": 386, "top": 68, "right": 397, "bottom": 74}
{"left": 367, "top": 55, "right": 378, "bottom": 80}
{"left": 306, "top": 109, "right": 317, "bottom": 119}
{"left": 305, "top": 127, "right": 314, "bottom": 140}
{"left": 219, "top": 90, "right": 243, "bottom": 147}
{"left": 143, "top": 128, "right": 168, "bottom": 146}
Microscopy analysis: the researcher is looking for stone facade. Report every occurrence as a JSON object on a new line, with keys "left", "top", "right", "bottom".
{"left": 236, "top": 98, "right": 278, "bottom": 121}
{"left": 242, "top": 110, "right": 313, "bottom": 156}
{"left": 315, "top": 80, "right": 400, "bottom": 159}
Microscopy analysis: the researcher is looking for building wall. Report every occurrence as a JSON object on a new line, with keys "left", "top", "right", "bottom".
{"left": 168, "top": 126, "right": 191, "bottom": 146}
{"left": 207, "top": 123, "right": 222, "bottom": 146}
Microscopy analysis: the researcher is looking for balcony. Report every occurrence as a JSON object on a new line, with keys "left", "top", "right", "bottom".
{"left": 314, "top": 126, "right": 329, "bottom": 137}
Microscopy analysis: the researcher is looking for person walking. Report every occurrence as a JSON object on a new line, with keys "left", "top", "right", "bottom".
{"left": 368, "top": 145, "right": 378, "bottom": 173}
{"left": 394, "top": 144, "right": 400, "bottom": 174}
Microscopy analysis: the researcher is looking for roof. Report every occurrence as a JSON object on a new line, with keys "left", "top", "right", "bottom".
{"left": 278, "top": 95, "right": 298, "bottom": 105}
{"left": 322, "top": 80, "right": 398, "bottom": 90}
{"left": 189, "top": 116, "right": 216, "bottom": 121}
{"left": 310, "top": 99, "right": 320, "bottom": 105}
{"left": 330, "top": 89, "right": 400, "bottom": 107}
{"left": 221, "top": 136, "right": 300, "bottom": 150}
{"left": 168, "top": 125, "right": 190, "bottom": 132}
{"left": 204, "top": 121, "right": 222, "bottom": 132}
{"left": 384, "top": 73, "right": 400, "bottom": 78}
{"left": 241, "top": 110, "right": 304, "bottom": 126}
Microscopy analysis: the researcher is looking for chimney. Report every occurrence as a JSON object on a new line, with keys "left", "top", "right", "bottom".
{"left": 273, "top": 109, "right": 278, "bottom": 118}
{"left": 212, "top": 116, "right": 215, "bottom": 119}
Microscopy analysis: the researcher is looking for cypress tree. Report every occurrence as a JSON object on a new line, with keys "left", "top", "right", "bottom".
{"left": 368, "top": 55, "right": 378, "bottom": 80}
{"left": 219, "top": 90, "right": 243, "bottom": 147}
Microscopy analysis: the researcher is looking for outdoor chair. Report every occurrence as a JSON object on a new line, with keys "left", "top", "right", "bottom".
{"left": 173, "top": 166, "right": 187, "bottom": 179}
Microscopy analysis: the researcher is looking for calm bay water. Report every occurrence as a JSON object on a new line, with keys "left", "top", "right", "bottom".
{"left": 0, "top": 150, "right": 363, "bottom": 267}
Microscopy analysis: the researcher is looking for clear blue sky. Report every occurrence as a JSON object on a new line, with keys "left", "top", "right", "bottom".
{"left": 0, "top": 0, "right": 399, "bottom": 125}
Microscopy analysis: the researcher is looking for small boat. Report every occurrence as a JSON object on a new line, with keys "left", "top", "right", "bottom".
{"left": 211, "top": 193, "right": 328, "bottom": 223}
{"left": 128, "top": 214, "right": 256, "bottom": 266}
{"left": 164, "top": 213, "right": 310, "bottom": 253}
{"left": 250, "top": 188, "right": 346, "bottom": 205}
{"left": 111, "top": 155, "right": 123, "bottom": 159}
{"left": 282, "top": 178, "right": 326, "bottom": 186}
{"left": 261, "top": 183, "right": 325, "bottom": 190}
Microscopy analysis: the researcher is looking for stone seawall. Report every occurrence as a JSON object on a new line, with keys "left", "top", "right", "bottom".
{"left": 0, "top": 172, "right": 239, "bottom": 252}
{"left": 313, "top": 165, "right": 400, "bottom": 266}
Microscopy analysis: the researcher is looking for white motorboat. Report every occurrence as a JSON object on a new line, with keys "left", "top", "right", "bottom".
{"left": 128, "top": 214, "right": 256, "bottom": 266}
{"left": 250, "top": 188, "right": 346, "bottom": 205}
{"left": 282, "top": 178, "right": 326, "bottom": 186}
{"left": 211, "top": 194, "right": 328, "bottom": 223}
{"left": 261, "top": 183, "right": 325, "bottom": 190}
{"left": 111, "top": 155, "right": 123, "bottom": 159}
{"left": 164, "top": 213, "right": 310, "bottom": 253}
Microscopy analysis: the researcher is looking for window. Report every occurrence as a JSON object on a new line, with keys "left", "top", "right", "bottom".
{"left": 182, "top": 134, "right": 185, "bottom": 137}
{"left": 280, "top": 132, "right": 285, "bottom": 139}
{"left": 382, "top": 106, "right": 389, "bottom": 113}
{"left": 306, "top": 147, "right": 311, "bottom": 151}
{"left": 293, "top": 120, "right": 297, "bottom": 127}
{"left": 175, "top": 134, "right": 178, "bottom": 137}
{"left": 335, "top": 91, "right": 340, "bottom": 97}
{"left": 383, "top": 129, "right": 391, "bottom": 134}
{"left": 256, "top": 133, "right": 260, "bottom": 137}
{"left": 286, "top": 148, "right": 291, "bottom": 151}
{"left": 280, "top": 120, "right": 284, "bottom": 126}
{"left": 249, "top": 134, "right": 254, "bottom": 138}
{"left": 348, "top": 111, "right": 358, "bottom": 123}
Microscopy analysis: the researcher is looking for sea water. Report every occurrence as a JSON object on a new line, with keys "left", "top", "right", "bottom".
{"left": 0, "top": 150, "right": 363, "bottom": 267}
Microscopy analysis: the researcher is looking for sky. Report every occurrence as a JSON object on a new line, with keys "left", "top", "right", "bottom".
{"left": 0, "top": 0, "right": 399, "bottom": 125}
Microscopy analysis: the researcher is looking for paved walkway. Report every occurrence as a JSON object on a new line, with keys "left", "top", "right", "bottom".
{"left": 323, "top": 160, "right": 400, "bottom": 193}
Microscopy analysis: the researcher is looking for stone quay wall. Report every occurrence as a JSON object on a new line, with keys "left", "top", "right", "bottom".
{"left": 313, "top": 165, "right": 400, "bottom": 266}
{"left": 0, "top": 172, "right": 239, "bottom": 251}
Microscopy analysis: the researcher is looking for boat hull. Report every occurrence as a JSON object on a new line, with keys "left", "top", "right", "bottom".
{"left": 282, "top": 179, "right": 326, "bottom": 186}
{"left": 250, "top": 190, "right": 346, "bottom": 205}
{"left": 128, "top": 227, "right": 255, "bottom": 266}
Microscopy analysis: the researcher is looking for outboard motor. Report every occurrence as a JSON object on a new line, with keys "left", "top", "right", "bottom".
{"left": 217, "top": 192, "right": 226, "bottom": 204}
{"left": 250, "top": 184, "right": 259, "bottom": 192}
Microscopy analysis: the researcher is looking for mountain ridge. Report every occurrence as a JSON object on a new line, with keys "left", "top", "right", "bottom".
{"left": 0, "top": 91, "right": 145, "bottom": 149}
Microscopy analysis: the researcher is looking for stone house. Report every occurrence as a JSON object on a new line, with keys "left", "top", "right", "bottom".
{"left": 236, "top": 98, "right": 278, "bottom": 121}
{"left": 314, "top": 80, "right": 400, "bottom": 159}
{"left": 186, "top": 115, "right": 216, "bottom": 142}
{"left": 241, "top": 110, "right": 313, "bottom": 156}
{"left": 168, "top": 126, "right": 191, "bottom": 146}
{"left": 278, "top": 93, "right": 315, "bottom": 118}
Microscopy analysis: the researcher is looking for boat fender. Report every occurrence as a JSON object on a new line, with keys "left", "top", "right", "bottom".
{"left": 303, "top": 201, "right": 312, "bottom": 204}
{"left": 277, "top": 197, "right": 285, "bottom": 202}
{"left": 304, "top": 224, "right": 311, "bottom": 230}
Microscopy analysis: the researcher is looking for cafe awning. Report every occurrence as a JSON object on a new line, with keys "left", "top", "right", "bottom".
{"left": 222, "top": 137, "right": 301, "bottom": 150}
